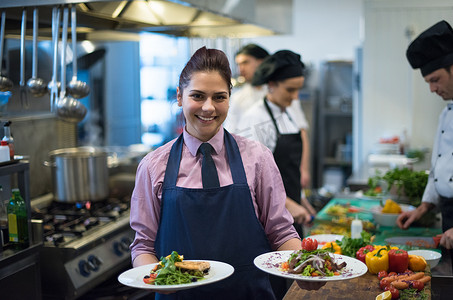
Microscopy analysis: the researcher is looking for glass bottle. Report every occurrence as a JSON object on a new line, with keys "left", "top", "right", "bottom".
{"left": 7, "top": 188, "right": 29, "bottom": 249}
{"left": 0, "top": 185, "right": 7, "bottom": 247}
{"left": 2, "top": 121, "right": 14, "bottom": 160}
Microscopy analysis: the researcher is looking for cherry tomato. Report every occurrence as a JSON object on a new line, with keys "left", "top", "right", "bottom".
{"left": 380, "top": 279, "right": 390, "bottom": 290}
{"left": 411, "top": 280, "right": 424, "bottom": 291}
{"left": 388, "top": 272, "right": 397, "bottom": 277}
{"left": 301, "top": 238, "right": 318, "bottom": 251}
{"left": 143, "top": 273, "right": 157, "bottom": 284}
{"left": 389, "top": 286, "right": 399, "bottom": 299}
{"left": 377, "top": 270, "right": 388, "bottom": 280}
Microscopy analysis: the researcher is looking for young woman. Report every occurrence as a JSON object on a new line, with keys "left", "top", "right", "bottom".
{"left": 237, "top": 50, "right": 315, "bottom": 239}
{"left": 129, "top": 47, "right": 301, "bottom": 300}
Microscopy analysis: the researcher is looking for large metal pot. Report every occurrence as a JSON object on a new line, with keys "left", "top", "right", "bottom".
{"left": 46, "top": 147, "right": 110, "bottom": 203}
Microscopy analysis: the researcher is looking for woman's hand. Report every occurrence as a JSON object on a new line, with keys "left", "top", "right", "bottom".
{"left": 301, "top": 169, "right": 311, "bottom": 188}
{"left": 296, "top": 280, "right": 326, "bottom": 291}
{"left": 286, "top": 197, "right": 312, "bottom": 224}
{"left": 133, "top": 254, "right": 176, "bottom": 294}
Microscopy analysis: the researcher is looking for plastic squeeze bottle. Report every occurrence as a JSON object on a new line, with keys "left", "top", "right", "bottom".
{"left": 0, "top": 141, "right": 9, "bottom": 162}
{"left": 351, "top": 215, "right": 363, "bottom": 239}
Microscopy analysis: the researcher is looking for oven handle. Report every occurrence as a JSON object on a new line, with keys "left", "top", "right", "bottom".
{"left": 43, "top": 160, "right": 56, "bottom": 167}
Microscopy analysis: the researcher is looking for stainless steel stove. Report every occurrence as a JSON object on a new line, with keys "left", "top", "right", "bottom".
{"left": 31, "top": 194, "right": 135, "bottom": 300}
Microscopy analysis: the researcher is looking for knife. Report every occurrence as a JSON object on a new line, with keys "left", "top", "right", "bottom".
{"left": 384, "top": 236, "right": 438, "bottom": 248}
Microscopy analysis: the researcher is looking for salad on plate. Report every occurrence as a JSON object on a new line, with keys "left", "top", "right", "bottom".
{"left": 282, "top": 238, "right": 347, "bottom": 277}
{"left": 143, "top": 251, "right": 210, "bottom": 285}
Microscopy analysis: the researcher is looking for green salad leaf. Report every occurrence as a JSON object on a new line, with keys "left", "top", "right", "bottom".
{"left": 336, "top": 231, "right": 372, "bottom": 257}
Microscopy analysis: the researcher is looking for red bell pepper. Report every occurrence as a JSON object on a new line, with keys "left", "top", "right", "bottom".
{"left": 356, "top": 245, "right": 375, "bottom": 264}
{"left": 388, "top": 249, "right": 408, "bottom": 273}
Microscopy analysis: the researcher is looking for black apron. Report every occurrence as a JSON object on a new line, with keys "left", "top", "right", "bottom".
{"left": 439, "top": 196, "right": 453, "bottom": 232}
{"left": 263, "top": 98, "right": 303, "bottom": 236}
{"left": 439, "top": 196, "right": 453, "bottom": 271}
{"left": 154, "top": 131, "right": 275, "bottom": 300}
{"left": 263, "top": 98, "right": 303, "bottom": 299}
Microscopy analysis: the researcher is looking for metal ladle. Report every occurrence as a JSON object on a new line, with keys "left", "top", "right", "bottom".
{"left": 19, "top": 8, "right": 29, "bottom": 108}
{"left": 48, "top": 7, "right": 61, "bottom": 111}
{"left": 26, "top": 8, "right": 47, "bottom": 97}
{"left": 56, "top": 7, "right": 87, "bottom": 123}
{"left": 66, "top": 6, "right": 89, "bottom": 99}
{"left": 0, "top": 11, "right": 13, "bottom": 92}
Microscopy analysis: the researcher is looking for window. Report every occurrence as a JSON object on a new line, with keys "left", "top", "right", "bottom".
{"left": 139, "top": 33, "right": 189, "bottom": 147}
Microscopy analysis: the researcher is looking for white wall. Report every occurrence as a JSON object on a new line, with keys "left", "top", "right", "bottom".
{"left": 361, "top": 0, "right": 453, "bottom": 174}
{"left": 251, "top": 0, "right": 453, "bottom": 182}
{"left": 251, "top": 0, "right": 363, "bottom": 88}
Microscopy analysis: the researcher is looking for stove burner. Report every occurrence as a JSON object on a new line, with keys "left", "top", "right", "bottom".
{"left": 32, "top": 197, "right": 130, "bottom": 247}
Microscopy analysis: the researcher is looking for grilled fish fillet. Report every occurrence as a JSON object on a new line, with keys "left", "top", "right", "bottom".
{"left": 175, "top": 261, "right": 211, "bottom": 272}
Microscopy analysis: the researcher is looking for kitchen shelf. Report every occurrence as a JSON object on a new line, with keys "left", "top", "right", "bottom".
{"left": 324, "top": 157, "right": 352, "bottom": 167}
{"left": 323, "top": 110, "right": 352, "bottom": 117}
{"left": 314, "top": 61, "right": 353, "bottom": 189}
{"left": 0, "top": 162, "right": 41, "bottom": 299}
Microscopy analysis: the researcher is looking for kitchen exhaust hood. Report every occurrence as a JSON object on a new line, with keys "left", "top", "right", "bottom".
{"left": 0, "top": 0, "right": 293, "bottom": 40}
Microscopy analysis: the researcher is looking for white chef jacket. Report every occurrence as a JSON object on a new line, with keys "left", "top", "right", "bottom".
{"left": 224, "top": 83, "right": 267, "bottom": 133}
{"left": 236, "top": 98, "right": 309, "bottom": 152}
{"left": 422, "top": 101, "right": 453, "bottom": 206}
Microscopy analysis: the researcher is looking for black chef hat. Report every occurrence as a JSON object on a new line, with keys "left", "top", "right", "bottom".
{"left": 252, "top": 50, "right": 305, "bottom": 86}
{"left": 236, "top": 44, "right": 269, "bottom": 59}
{"left": 406, "top": 20, "right": 453, "bottom": 76}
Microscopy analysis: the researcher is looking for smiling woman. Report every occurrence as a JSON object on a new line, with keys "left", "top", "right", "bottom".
{"left": 129, "top": 46, "right": 304, "bottom": 300}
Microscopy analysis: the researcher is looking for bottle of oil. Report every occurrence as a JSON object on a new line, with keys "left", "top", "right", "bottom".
{"left": 7, "top": 188, "right": 29, "bottom": 249}
{"left": 0, "top": 185, "right": 7, "bottom": 249}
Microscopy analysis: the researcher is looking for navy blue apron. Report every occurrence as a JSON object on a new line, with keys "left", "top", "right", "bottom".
{"left": 154, "top": 130, "right": 276, "bottom": 300}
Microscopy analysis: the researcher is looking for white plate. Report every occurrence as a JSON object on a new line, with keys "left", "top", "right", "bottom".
{"left": 253, "top": 251, "right": 367, "bottom": 282}
{"left": 118, "top": 260, "right": 234, "bottom": 291}
{"left": 305, "top": 234, "right": 344, "bottom": 249}
{"left": 357, "top": 195, "right": 384, "bottom": 201}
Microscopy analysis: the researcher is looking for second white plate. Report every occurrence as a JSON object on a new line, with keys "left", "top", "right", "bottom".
{"left": 254, "top": 251, "right": 367, "bottom": 282}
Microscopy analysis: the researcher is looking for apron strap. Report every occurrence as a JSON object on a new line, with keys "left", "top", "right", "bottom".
{"left": 263, "top": 97, "right": 281, "bottom": 136}
{"left": 224, "top": 129, "right": 247, "bottom": 185}
{"left": 162, "top": 134, "right": 184, "bottom": 187}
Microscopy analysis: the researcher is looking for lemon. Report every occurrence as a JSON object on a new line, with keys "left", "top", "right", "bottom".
{"left": 376, "top": 291, "right": 391, "bottom": 300}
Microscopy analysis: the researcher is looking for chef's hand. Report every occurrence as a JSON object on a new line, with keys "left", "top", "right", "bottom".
{"left": 396, "top": 202, "right": 433, "bottom": 229}
{"left": 396, "top": 210, "right": 418, "bottom": 229}
{"left": 286, "top": 197, "right": 313, "bottom": 225}
{"left": 296, "top": 280, "right": 326, "bottom": 290}
{"left": 440, "top": 229, "right": 453, "bottom": 249}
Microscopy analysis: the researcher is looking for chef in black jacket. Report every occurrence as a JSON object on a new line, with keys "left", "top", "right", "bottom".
{"left": 397, "top": 20, "right": 453, "bottom": 256}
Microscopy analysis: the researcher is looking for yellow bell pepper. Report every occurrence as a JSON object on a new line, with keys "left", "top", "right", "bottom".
{"left": 381, "top": 199, "right": 402, "bottom": 214}
{"left": 366, "top": 247, "right": 389, "bottom": 274}
{"left": 322, "top": 241, "right": 342, "bottom": 254}
{"left": 408, "top": 254, "right": 427, "bottom": 271}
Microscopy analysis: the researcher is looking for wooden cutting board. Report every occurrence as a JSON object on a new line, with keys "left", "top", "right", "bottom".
{"left": 283, "top": 271, "right": 431, "bottom": 300}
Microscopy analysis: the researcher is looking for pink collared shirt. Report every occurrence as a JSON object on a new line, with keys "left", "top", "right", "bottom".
{"left": 130, "top": 127, "right": 299, "bottom": 261}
